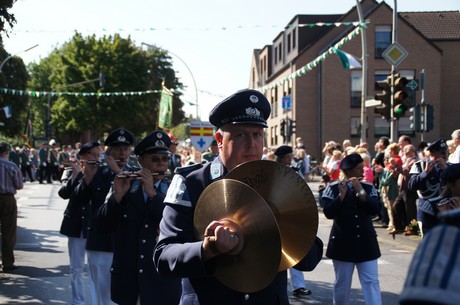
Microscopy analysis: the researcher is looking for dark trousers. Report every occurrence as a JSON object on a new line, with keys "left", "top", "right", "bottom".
{"left": 21, "top": 165, "right": 35, "bottom": 182}
{"left": 0, "top": 194, "right": 17, "bottom": 267}
{"left": 38, "top": 164, "right": 50, "bottom": 183}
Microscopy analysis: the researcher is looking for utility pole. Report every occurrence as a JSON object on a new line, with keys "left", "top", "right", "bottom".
{"left": 356, "top": 0, "right": 368, "bottom": 144}
{"left": 390, "top": 0, "right": 398, "bottom": 142}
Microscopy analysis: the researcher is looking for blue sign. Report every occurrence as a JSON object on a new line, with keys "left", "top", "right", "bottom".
{"left": 282, "top": 96, "right": 291, "bottom": 110}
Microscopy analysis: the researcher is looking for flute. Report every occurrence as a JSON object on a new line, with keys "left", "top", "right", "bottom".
{"left": 85, "top": 159, "right": 121, "bottom": 165}
{"left": 116, "top": 171, "right": 171, "bottom": 178}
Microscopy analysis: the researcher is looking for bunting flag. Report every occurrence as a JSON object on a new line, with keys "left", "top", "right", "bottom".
{"left": 3, "top": 105, "right": 12, "bottom": 118}
{"left": 13, "top": 20, "right": 369, "bottom": 34}
{"left": 158, "top": 86, "right": 173, "bottom": 129}
{"left": 332, "top": 47, "right": 362, "bottom": 70}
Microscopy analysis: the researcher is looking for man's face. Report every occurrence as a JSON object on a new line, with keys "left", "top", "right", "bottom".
{"left": 345, "top": 162, "right": 364, "bottom": 179}
{"left": 169, "top": 143, "right": 177, "bottom": 153}
{"left": 216, "top": 124, "right": 264, "bottom": 171}
{"left": 138, "top": 153, "right": 170, "bottom": 176}
{"left": 107, "top": 144, "right": 131, "bottom": 167}
{"left": 277, "top": 153, "right": 292, "bottom": 166}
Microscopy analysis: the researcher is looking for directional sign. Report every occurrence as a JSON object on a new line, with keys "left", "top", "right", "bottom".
{"left": 406, "top": 79, "right": 419, "bottom": 91}
{"left": 365, "top": 99, "right": 382, "bottom": 108}
{"left": 382, "top": 43, "right": 408, "bottom": 67}
{"left": 190, "top": 121, "right": 215, "bottom": 153}
{"left": 282, "top": 96, "right": 291, "bottom": 110}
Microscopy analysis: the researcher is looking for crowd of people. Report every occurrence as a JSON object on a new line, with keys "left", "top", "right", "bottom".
{"left": 1, "top": 88, "right": 459, "bottom": 304}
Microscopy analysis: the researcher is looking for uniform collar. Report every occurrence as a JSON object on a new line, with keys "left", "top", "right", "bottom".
{"left": 209, "top": 155, "right": 227, "bottom": 180}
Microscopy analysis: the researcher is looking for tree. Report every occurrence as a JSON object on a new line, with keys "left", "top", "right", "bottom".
{"left": 27, "top": 32, "right": 186, "bottom": 143}
{"left": 0, "top": 42, "right": 29, "bottom": 139}
{"left": 0, "top": 0, "right": 17, "bottom": 35}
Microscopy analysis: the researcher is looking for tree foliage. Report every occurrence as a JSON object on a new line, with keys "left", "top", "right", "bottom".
{"left": 0, "top": 0, "right": 17, "bottom": 35}
{"left": 0, "top": 41, "right": 28, "bottom": 139}
{"left": 27, "top": 33, "right": 186, "bottom": 143}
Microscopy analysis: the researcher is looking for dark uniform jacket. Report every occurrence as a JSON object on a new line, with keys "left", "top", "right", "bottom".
{"left": 97, "top": 178, "right": 181, "bottom": 305}
{"left": 154, "top": 157, "right": 321, "bottom": 305}
{"left": 58, "top": 172, "right": 90, "bottom": 238}
{"left": 73, "top": 165, "right": 119, "bottom": 251}
{"left": 322, "top": 180, "right": 381, "bottom": 262}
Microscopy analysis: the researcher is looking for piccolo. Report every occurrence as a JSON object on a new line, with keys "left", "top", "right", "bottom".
{"left": 116, "top": 171, "right": 171, "bottom": 178}
{"left": 85, "top": 159, "right": 121, "bottom": 165}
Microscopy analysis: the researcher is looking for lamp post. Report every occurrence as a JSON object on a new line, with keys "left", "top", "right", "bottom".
{"left": 0, "top": 44, "right": 39, "bottom": 73}
{"left": 141, "top": 42, "right": 199, "bottom": 118}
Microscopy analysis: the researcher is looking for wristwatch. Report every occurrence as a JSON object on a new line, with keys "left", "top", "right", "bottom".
{"left": 356, "top": 189, "right": 366, "bottom": 197}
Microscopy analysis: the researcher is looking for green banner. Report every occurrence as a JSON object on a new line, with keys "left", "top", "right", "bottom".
{"left": 158, "top": 87, "right": 173, "bottom": 129}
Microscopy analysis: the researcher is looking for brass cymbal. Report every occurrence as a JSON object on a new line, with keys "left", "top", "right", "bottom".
{"left": 226, "top": 160, "right": 318, "bottom": 271}
{"left": 194, "top": 179, "right": 281, "bottom": 293}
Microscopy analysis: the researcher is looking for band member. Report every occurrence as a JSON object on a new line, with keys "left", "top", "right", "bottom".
{"left": 58, "top": 141, "right": 101, "bottom": 305}
{"left": 322, "top": 153, "right": 382, "bottom": 305}
{"left": 408, "top": 139, "right": 450, "bottom": 235}
{"left": 154, "top": 89, "right": 322, "bottom": 305}
{"left": 73, "top": 128, "right": 134, "bottom": 305}
{"left": 97, "top": 131, "right": 181, "bottom": 305}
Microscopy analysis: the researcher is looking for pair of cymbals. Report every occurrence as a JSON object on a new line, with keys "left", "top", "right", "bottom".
{"left": 194, "top": 160, "right": 318, "bottom": 293}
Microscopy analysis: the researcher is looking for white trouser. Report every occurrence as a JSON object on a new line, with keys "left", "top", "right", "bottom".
{"left": 87, "top": 250, "right": 116, "bottom": 305}
{"left": 68, "top": 237, "right": 88, "bottom": 305}
{"left": 332, "top": 259, "right": 382, "bottom": 305}
{"left": 289, "top": 268, "right": 306, "bottom": 290}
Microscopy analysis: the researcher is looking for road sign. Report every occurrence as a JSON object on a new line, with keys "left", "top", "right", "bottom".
{"left": 382, "top": 43, "right": 408, "bottom": 67}
{"left": 365, "top": 99, "right": 382, "bottom": 107}
{"left": 190, "top": 120, "right": 215, "bottom": 153}
{"left": 282, "top": 96, "right": 291, "bottom": 110}
{"left": 406, "top": 79, "right": 419, "bottom": 91}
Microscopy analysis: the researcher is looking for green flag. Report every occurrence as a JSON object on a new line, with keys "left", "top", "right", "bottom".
{"left": 332, "top": 47, "right": 362, "bottom": 70}
{"left": 158, "top": 86, "right": 173, "bottom": 129}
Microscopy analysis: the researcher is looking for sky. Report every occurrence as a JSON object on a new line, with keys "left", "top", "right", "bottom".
{"left": 3, "top": 0, "right": 459, "bottom": 119}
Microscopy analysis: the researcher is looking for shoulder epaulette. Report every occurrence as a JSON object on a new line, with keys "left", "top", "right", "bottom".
{"left": 361, "top": 181, "right": 374, "bottom": 186}
{"left": 329, "top": 180, "right": 340, "bottom": 186}
{"left": 174, "top": 163, "right": 204, "bottom": 177}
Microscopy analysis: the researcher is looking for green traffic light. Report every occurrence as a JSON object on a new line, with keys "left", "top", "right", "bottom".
{"left": 394, "top": 104, "right": 407, "bottom": 118}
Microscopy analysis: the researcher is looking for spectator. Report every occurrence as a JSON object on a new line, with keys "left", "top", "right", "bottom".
{"left": 0, "top": 142, "right": 24, "bottom": 272}
{"left": 450, "top": 129, "right": 460, "bottom": 163}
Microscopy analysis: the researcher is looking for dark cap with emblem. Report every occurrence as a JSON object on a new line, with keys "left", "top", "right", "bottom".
{"left": 274, "top": 145, "right": 293, "bottom": 157}
{"left": 340, "top": 153, "right": 363, "bottom": 170}
{"left": 427, "top": 139, "right": 448, "bottom": 152}
{"left": 440, "top": 163, "right": 460, "bottom": 184}
{"left": 104, "top": 128, "right": 134, "bottom": 146}
{"left": 134, "top": 130, "right": 171, "bottom": 155}
{"left": 78, "top": 141, "right": 100, "bottom": 156}
{"left": 209, "top": 89, "right": 271, "bottom": 128}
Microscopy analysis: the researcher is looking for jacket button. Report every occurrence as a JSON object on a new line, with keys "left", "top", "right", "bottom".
{"left": 144, "top": 224, "right": 149, "bottom": 228}
{"left": 356, "top": 225, "right": 360, "bottom": 228}
{"left": 355, "top": 215, "right": 358, "bottom": 218}
{"left": 245, "top": 294, "right": 249, "bottom": 300}
{"left": 357, "top": 234, "right": 360, "bottom": 238}
{"left": 140, "top": 255, "right": 144, "bottom": 259}
{"left": 142, "top": 239, "right": 146, "bottom": 243}
{"left": 123, "top": 214, "right": 127, "bottom": 218}
{"left": 82, "top": 207, "right": 86, "bottom": 210}
{"left": 139, "top": 269, "right": 143, "bottom": 273}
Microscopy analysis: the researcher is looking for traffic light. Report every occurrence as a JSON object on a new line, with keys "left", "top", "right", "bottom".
{"left": 280, "top": 119, "right": 286, "bottom": 137}
{"left": 393, "top": 76, "right": 408, "bottom": 118}
{"left": 374, "top": 77, "right": 391, "bottom": 120}
{"left": 287, "top": 119, "right": 296, "bottom": 138}
{"left": 409, "top": 105, "right": 421, "bottom": 132}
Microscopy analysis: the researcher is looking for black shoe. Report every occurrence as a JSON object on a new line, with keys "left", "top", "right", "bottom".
{"left": 3, "top": 265, "right": 19, "bottom": 272}
{"left": 293, "top": 288, "right": 311, "bottom": 297}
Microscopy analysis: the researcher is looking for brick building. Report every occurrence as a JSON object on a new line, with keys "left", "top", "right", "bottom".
{"left": 249, "top": 0, "right": 460, "bottom": 160}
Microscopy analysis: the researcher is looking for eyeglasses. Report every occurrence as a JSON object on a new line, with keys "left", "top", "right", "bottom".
{"left": 150, "top": 156, "right": 171, "bottom": 163}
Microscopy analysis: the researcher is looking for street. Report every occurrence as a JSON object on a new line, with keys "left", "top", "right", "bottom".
{"left": 0, "top": 180, "right": 421, "bottom": 304}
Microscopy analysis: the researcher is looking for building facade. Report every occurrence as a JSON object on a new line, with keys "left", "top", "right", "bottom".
{"left": 249, "top": 0, "right": 460, "bottom": 160}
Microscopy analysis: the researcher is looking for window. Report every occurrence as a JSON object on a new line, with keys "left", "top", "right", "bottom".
{"left": 274, "top": 87, "right": 279, "bottom": 117}
{"left": 287, "top": 34, "right": 291, "bottom": 53}
{"left": 278, "top": 43, "right": 282, "bottom": 61}
{"left": 374, "top": 117, "right": 390, "bottom": 137}
{"left": 351, "top": 71, "right": 362, "bottom": 107}
{"left": 375, "top": 25, "right": 391, "bottom": 58}
{"left": 374, "top": 70, "right": 390, "bottom": 89}
{"left": 274, "top": 47, "right": 278, "bottom": 64}
{"left": 292, "top": 28, "right": 296, "bottom": 48}
{"left": 398, "top": 117, "right": 415, "bottom": 136}
{"left": 350, "top": 117, "right": 361, "bottom": 137}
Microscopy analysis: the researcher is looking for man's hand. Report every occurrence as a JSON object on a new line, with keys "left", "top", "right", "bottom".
{"left": 202, "top": 220, "right": 241, "bottom": 261}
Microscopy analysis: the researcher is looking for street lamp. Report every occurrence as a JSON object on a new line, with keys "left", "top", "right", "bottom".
{"left": 0, "top": 44, "right": 39, "bottom": 73}
{"left": 141, "top": 42, "right": 199, "bottom": 118}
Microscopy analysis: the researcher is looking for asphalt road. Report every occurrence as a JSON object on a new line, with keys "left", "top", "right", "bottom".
{"left": 0, "top": 180, "right": 421, "bottom": 304}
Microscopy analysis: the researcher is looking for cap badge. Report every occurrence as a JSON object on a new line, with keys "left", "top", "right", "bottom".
{"left": 120, "top": 130, "right": 125, "bottom": 134}
{"left": 156, "top": 132, "right": 163, "bottom": 139}
{"left": 245, "top": 107, "right": 260, "bottom": 116}
{"left": 155, "top": 140, "right": 166, "bottom": 147}
{"left": 117, "top": 136, "right": 126, "bottom": 142}
{"left": 249, "top": 95, "right": 259, "bottom": 104}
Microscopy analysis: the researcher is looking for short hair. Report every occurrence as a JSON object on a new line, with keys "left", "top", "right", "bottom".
{"left": 399, "top": 135, "right": 411, "bottom": 144}
{"left": 451, "top": 129, "right": 460, "bottom": 139}
{"left": 379, "top": 136, "right": 390, "bottom": 147}
{"left": 387, "top": 143, "right": 400, "bottom": 154}
{"left": 0, "top": 142, "right": 10, "bottom": 154}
